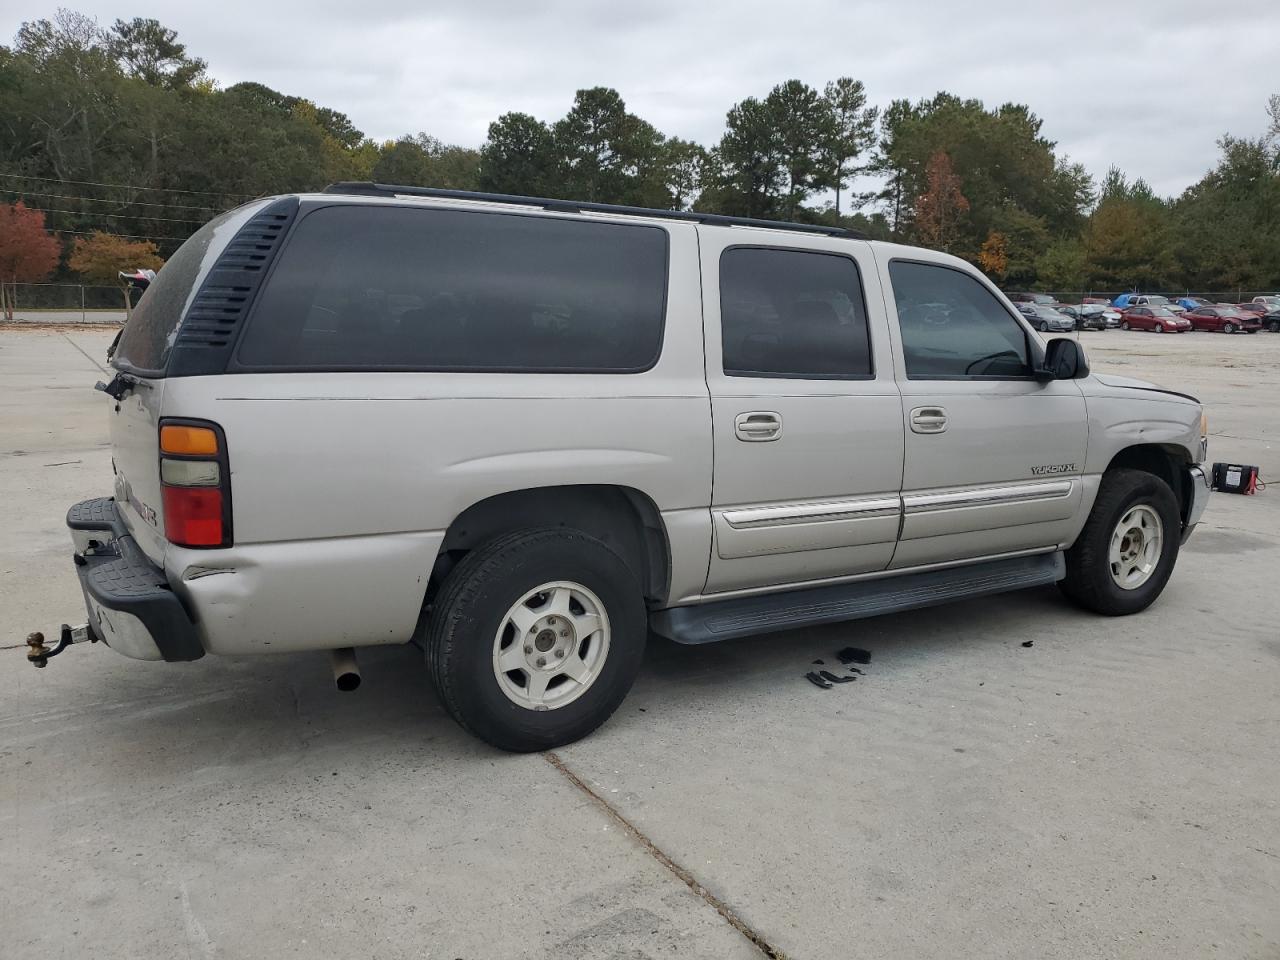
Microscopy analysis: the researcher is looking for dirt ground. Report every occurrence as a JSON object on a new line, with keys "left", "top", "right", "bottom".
{"left": 1, "top": 326, "right": 1277, "bottom": 960}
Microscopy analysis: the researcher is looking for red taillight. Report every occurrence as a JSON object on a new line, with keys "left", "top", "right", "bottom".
{"left": 159, "top": 418, "right": 231, "bottom": 548}
{"left": 162, "top": 486, "right": 224, "bottom": 546}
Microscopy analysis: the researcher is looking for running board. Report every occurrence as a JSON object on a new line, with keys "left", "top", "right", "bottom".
{"left": 650, "top": 552, "right": 1065, "bottom": 645}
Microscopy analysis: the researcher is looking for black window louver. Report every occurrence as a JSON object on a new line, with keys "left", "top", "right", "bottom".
{"left": 166, "top": 197, "right": 299, "bottom": 376}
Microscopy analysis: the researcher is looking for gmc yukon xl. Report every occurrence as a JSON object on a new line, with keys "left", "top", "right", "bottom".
{"left": 35, "top": 183, "right": 1210, "bottom": 751}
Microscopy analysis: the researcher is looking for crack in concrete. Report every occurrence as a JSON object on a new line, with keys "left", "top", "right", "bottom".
{"left": 60, "top": 332, "right": 107, "bottom": 375}
{"left": 545, "top": 751, "right": 786, "bottom": 959}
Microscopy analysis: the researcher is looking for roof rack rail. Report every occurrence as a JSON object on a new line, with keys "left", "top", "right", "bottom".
{"left": 322, "top": 182, "right": 867, "bottom": 240}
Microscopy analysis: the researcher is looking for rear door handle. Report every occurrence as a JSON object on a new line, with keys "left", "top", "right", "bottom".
{"left": 909, "top": 406, "right": 949, "bottom": 434}
{"left": 735, "top": 411, "right": 783, "bottom": 442}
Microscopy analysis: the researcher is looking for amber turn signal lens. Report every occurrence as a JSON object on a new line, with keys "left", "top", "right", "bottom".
{"left": 160, "top": 424, "right": 219, "bottom": 456}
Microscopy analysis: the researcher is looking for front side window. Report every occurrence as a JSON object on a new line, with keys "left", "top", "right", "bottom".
{"left": 889, "top": 261, "right": 1032, "bottom": 379}
{"left": 719, "top": 247, "right": 872, "bottom": 379}
{"left": 236, "top": 205, "right": 668, "bottom": 372}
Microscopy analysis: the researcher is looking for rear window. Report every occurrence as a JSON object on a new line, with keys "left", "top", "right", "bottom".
{"left": 235, "top": 204, "right": 668, "bottom": 372}
{"left": 113, "top": 202, "right": 266, "bottom": 373}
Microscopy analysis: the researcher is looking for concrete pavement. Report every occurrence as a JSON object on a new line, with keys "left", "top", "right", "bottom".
{"left": 2, "top": 327, "right": 1277, "bottom": 959}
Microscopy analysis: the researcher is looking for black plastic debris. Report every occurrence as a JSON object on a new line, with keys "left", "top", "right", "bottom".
{"left": 845, "top": 666, "right": 865, "bottom": 676}
{"left": 819, "top": 670, "right": 856, "bottom": 684}
{"left": 1021, "top": 640, "right": 1034, "bottom": 648}
{"left": 837, "top": 646, "right": 871, "bottom": 665}
{"left": 805, "top": 671, "right": 833, "bottom": 689}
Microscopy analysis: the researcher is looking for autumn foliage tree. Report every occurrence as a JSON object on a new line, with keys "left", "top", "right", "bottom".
{"left": 913, "top": 152, "right": 970, "bottom": 253}
{"left": 0, "top": 201, "right": 61, "bottom": 321}
{"left": 69, "top": 232, "right": 164, "bottom": 315}
{"left": 978, "top": 231, "right": 1009, "bottom": 280}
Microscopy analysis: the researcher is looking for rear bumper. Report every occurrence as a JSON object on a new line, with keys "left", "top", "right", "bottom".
{"left": 67, "top": 497, "right": 204, "bottom": 662}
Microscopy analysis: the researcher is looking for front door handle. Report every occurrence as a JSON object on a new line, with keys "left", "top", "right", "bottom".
{"left": 910, "top": 406, "right": 949, "bottom": 434}
{"left": 735, "top": 411, "right": 783, "bottom": 442}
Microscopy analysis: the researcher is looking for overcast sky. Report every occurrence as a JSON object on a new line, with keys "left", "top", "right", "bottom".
{"left": 3, "top": 0, "right": 1277, "bottom": 199}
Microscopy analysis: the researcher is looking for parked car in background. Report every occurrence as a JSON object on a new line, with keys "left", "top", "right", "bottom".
{"left": 1057, "top": 304, "right": 1107, "bottom": 330}
{"left": 1119, "top": 306, "right": 1192, "bottom": 333}
{"left": 1177, "top": 297, "right": 1213, "bottom": 311}
{"left": 1007, "top": 292, "right": 1061, "bottom": 306}
{"left": 1185, "top": 306, "right": 1262, "bottom": 333}
{"left": 1252, "top": 295, "right": 1280, "bottom": 310}
{"left": 1015, "top": 302, "right": 1076, "bottom": 332}
{"left": 1235, "top": 302, "right": 1274, "bottom": 317}
{"left": 1133, "top": 295, "right": 1186, "bottom": 314}
{"left": 1256, "top": 309, "right": 1280, "bottom": 333}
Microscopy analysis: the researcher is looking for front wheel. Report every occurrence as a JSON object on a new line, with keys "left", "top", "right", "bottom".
{"left": 1269, "top": 321, "right": 1280, "bottom": 333}
{"left": 426, "top": 528, "right": 647, "bottom": 751}
{"left": 1154, "top": 322, "right": 1164, "bottom": 333}
{"left": 1037, "top": 321, "right": 1048, "bottom": 332}
{"left": 1059, "top": 468, "right": 1181, "bottom": 616}
{"left": 1223, "top": 322, "right": 1236, "bottom": 334}
{"left": 1120, "top": 321, "right": 1129, "bottom": 330}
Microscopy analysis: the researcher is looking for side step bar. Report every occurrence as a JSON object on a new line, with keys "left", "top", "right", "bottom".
{"left": 650, "top": 552, "right": 1065, "bottom": 645}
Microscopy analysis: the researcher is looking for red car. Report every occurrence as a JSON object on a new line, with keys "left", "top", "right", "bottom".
{"left": 1235, "top": 302, "right": 1269, "bottom": 316}
{"left": 1185, "top": 306, "right": 1262, "bottom": 333}
{"left": 1118, "top": 305, "right": 1192, "bottom": 333}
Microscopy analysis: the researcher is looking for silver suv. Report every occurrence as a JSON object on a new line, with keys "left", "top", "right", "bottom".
{"left": 39, "top": 183, "right": 1210, "bottom": 751}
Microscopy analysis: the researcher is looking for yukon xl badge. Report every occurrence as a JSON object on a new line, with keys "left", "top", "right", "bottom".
{"left": 1031, "top": 463, "right": 1076, "bottom": 476}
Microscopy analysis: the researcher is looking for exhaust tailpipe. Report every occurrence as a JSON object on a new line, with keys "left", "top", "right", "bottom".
{"left": 330, "top": 647, "right": 361, "bottom": 692}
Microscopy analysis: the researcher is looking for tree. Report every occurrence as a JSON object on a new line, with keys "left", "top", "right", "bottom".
{"left": 479, "top": 112, "right": 556, "bottom": 196}
{"left": 108, "top": 17, "right": 206, "bottom": 89}
{"left": 69, "top": 231, "right": 163, "bottom": 316}
{"left": 662, "top": 138, "right": 706, "bottom": 210}
{"left": 820, "top": 77, "right": 877, "bottom": 216}
{"left": 913, "top": 151, "right": 969, "bottom": 252}
{"left": 0, "top": 201, "right": 61, "bottom": 320}
{"left": 371, "top": 134, "right": 480, "bottom": 189}
{"left": 978, "top": 231, "right": 1009, "bottom": 280}
{"left": 550, "top": 87, "right": 668, "bottom": 206}
{"left": 763, "top": 80, "right": 832, "bottom": 218}
{"left": 706, "top": 96, "right": 784, "bottom": 217}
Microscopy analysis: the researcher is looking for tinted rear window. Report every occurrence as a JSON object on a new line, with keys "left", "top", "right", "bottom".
{"left": 113, "top": 203, "right": 264, "bottom": 373}
{"left": 235, "top": 204, "right": 668, "bottom": 372}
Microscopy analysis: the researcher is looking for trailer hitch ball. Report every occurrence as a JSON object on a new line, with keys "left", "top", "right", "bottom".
{"left": 26, "top": 632, "right": 52, "bottom": 668}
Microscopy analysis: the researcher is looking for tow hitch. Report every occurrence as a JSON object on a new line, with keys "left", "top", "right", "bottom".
{"left": 25, "top": 623, "right": 94, "bottom": 668}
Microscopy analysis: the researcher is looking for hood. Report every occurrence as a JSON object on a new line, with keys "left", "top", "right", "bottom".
{"left": 1093, "top": 373, "right": 1199, "bottom": 403}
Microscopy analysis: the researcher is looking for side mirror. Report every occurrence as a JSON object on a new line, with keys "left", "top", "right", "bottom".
{"left": 1035, "top": 337, "right": 1089, "bottom": 381}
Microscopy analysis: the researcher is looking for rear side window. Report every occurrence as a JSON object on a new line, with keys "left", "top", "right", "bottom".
{"left": 889, "top": 261, "right": 1032, "bottom": 379}
{"left": 235, "top": 205, "right": 668, "bottom": 372}
{"left": 113, "top": 204, "right": 262, "bottom": 373}
{"left": 719, "top": 247, "right": 872, "bottom": 379}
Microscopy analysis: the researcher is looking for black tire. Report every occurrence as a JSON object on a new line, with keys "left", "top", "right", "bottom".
{"left": 1223, "top": 322, "right": 1236, "bottom": 334}
{"left": 426, "top": 528, "right": 646, "bottom": 752}
{"left": 1269, "top": 321, "right": 1279, "bottom": 333}
{"left": 1154, "top": 322, "right": 1164, "bottom": 333}
{"left": 1037, "top": 321, "right": 1048, "bottom": 332}
{"left": 1120, "top": 321, "right": 1129, "bottom": 330}
{"left": 1059, "top": 468, "right": 1181, "bottom": 616}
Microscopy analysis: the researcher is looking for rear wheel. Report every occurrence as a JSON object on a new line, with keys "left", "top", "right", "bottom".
{"left": 1059, "top": 468, "right": 1180, "bottom": 616}
{"left": 426, "top": 528, "right": 647, "bottom": 751}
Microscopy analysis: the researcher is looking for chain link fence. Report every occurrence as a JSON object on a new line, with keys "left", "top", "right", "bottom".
{"left": 0, "top": 282, "right": 129, "bottom": 324}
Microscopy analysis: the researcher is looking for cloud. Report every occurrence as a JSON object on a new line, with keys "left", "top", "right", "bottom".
{"left": 5, "top": 0, "right": 1276, "bottom": 195}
